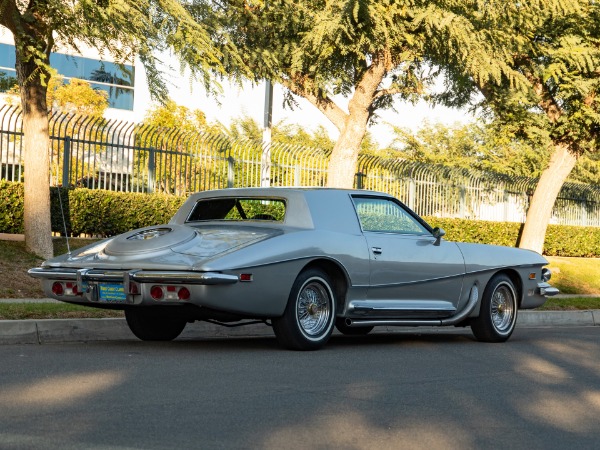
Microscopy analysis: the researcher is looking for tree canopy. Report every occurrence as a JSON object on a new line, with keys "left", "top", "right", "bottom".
{"left": 53, "top": 79, "right": 109, "bottom": 118}
{"left": 432, "top": 0, "right": 600, "bottom": 252}
{"left": 388, "top": 121, "right": 552, "bottom": 180}
{"left": 0, "top": 0, "right": 237, "bottom": 257}
{"left": 205, "top": 0, "right": 514, "bottom": 188}
{"left": 144, "top": 99, "right": 209, "bottom": 132}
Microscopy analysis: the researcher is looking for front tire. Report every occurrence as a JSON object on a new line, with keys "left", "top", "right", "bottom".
{"left": 471, "top": 274, "right": 518, "bottom": 342}
{"left": 125, "top": 308, "right": 187, "bottom": 341}
{"left": 273, "top": 269, "right": 336, "bottom": 350}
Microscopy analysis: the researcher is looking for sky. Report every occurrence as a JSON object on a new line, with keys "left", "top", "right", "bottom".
{"left": 137, "top": 64, "right": 475, "bottom": 148}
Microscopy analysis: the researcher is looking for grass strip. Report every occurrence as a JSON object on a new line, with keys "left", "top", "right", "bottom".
{"left": 0, "top": 303, "right": 124, "bottom": 320}
{"left": 537, "top": 297, "right": 600, "bottom": 311}
{"left": 545, "top": 256, "right": 600, "bottom": 295}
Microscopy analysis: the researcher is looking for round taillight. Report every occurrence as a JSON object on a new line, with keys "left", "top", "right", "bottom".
{"left": 178, "top": 287, "right": 191, "bottom": 300}
{"left": 150, "top": 286, "right": 163, "bottom": 300}
{"left": 52, "top": 282, "right": 64, "bottom": 295}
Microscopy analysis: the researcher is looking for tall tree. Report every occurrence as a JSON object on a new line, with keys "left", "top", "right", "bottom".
{"left": 388, "top": 121, "right": 551, "bottom": 179}
{"left": 208, "top": 0, "right": 515, "bottom": 188}
{"left": 0, "top": 0, "right": 231, "bottom": 258}
{"left": 434, "top": 0, "right": 600, "bottom": 253}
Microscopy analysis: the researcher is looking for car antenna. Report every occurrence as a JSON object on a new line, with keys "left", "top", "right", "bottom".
{"left": 56, "top": 186, "right": 71, "bottom": 256}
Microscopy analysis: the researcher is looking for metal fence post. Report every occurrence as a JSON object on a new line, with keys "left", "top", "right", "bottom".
{"left": 408, "top": 178, "right": 416, "bottom": 210}
{"left": 355, "top": 171, "right": 365, "bottom": 189}
{"left": 148, "top": 147, "right": 155, "bottom": 193}
{"left": 227, "top": 156, "right": 235, "bottom": 188}
{"left": 460, "top": 186, "right": 466, "bottom": 219}
{"left": 62, "top": 136, "right": 70, "bottom": 187}
{"left": 294, "top": 165, "right": 301, "bottom": 187}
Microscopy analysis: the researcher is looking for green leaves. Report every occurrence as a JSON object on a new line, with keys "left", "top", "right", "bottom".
{"left": 3, "top": 0, "right": 230, "bottom": 103}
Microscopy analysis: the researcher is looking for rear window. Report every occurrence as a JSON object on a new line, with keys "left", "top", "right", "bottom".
{"left": 186, "top": 198, "right": 286, "bottom": 223}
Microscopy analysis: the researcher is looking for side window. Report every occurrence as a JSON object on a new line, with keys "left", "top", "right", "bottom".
{"left": 353, "top": 197, "right": 429, "bottom": 234}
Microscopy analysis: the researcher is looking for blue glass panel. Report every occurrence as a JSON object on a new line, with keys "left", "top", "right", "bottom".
{"left": 0, "top": 43, "right": 17, "bottom": 68}
{"left": 49, "top": 53, "right": 134, "bottom": 87}
{"left": 0, "top": 43, "right": 135, "bottom": 110}
{"left": 90, "top": 83, "right": 134, "bottom": 110}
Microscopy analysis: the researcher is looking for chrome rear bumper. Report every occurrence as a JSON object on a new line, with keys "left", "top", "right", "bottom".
{"left": 28, "top": 267, "right": 239, "bottom": 286}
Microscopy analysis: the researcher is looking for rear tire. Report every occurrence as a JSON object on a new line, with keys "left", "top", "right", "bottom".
{"left": 471, "top": 274, "right": 518, "bottom": 343}
{"left": 273, "top": 269, "right": 336, "bottom": 350}
{"left": 125, "top": 308, "right": 187, "bottom": 341}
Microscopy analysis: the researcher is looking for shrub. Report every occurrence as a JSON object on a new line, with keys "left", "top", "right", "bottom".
{"left": 0, "top": 180, "right": 24, "bottom": 234}
{"left": 50, "top": 188, "right": 185, "bottom": 236}
{"left": 1, "top": 181, "right": 599, "bottom": 256}
{"left": 425, "top": 216, "right": 600, "bottom": 257}
{"left": 1, "top": 182, "right": 184, "bottom": 237}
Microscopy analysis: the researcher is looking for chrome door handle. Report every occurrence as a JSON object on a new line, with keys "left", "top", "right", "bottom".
{"left": 371, "top": 247, "right": 382, "bottom": 255}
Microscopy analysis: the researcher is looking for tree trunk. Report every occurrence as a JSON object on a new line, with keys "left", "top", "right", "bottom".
{"left": 14, "top": 41, "right": 54, "bottom": 259}
{"left": 519, "top": 143, "right": 578, "bottom": 254}
{"left": 327, "top": 117, "right": 369, "bottom": 188}
{"left": 324, "top": 60, "right": 387, "bottom": 188}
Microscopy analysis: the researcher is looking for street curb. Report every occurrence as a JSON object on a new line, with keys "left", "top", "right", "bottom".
{"left": 0, "top": 310, "right": 598, "bottom": 345}
{"left": 517, "top": 310, "right": 599, "bottom": 327}
{"left": 0, "top": 320, "right": 39, "bottom": 345}
{"left": 0, "top": 318, "right": 278, "bottom": 345}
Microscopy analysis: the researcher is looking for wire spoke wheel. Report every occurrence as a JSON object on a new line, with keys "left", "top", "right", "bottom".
{"left": 491, "top": 285, "right": 516, "bottom": 333}
{"left": 272, "top": 269, "right": 337, "bottom": 350}
{"left": 296, "top": 281, "right": 332, "bottom": 337}
{"left": 471, "top": 274, "right": 518, "bottom": 343}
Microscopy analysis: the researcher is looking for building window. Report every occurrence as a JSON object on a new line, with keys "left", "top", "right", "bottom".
{"left": 0, "top": 43, "right": 134, "bottom": 110}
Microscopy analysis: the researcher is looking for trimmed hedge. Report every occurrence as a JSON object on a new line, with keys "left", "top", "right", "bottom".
{"left": 425, "top": 216, "right": 600, "bottom": 258}
{"left": 1, "top": 180, "right": 184, "bottom": 237}
{"left": 49, "top": 187, "right": 185, "bottom": 236}
{"left": 0, "top": 180, "right": 24, "bottom": 234}
{"left": 1, "top": 181, "right": 599, "bottom": 256}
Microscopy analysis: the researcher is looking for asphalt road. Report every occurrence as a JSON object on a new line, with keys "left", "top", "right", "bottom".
{"left": 1, "top": 327, "right": 599, "bottom": 450}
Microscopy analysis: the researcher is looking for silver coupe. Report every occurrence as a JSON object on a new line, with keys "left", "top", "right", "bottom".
{"left": 29, "top": 188, "right": 558, "bottom": 350}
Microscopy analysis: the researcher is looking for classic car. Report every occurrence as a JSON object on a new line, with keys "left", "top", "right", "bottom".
{"left": 29, "top": 187, "right": 558, "bottom": 350}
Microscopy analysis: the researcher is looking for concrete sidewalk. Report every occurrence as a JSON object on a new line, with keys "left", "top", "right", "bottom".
{"left": 0, "top": 298, "right": 598, "bottom": 345}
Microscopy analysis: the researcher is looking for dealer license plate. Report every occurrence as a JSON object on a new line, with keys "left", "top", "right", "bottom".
{"left": 98, "top": 283, "right": 127, "bottom": 303}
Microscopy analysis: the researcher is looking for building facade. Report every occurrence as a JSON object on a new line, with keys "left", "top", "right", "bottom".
{"left": 0, "top": 27, "right": 150, "bottom": 120}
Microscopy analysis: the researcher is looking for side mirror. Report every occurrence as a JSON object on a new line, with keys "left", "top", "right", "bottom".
{"left": 432, "top": 227, "right": 446, "bottom": 246}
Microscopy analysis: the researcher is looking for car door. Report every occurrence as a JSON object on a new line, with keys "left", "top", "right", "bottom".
{"left": 352, "top": 195, "right": 466, "bottom": 318}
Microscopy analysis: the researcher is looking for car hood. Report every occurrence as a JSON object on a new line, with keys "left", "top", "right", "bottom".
{"left": 455, "top": 241, "right": 548, "bottom": 272}
{"left": 43, "top": 224, "right": 281, "bottom": 270}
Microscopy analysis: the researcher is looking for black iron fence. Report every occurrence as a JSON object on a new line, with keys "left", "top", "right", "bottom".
{"left": 2, "top": 103, "right": 599, "bottom": 226}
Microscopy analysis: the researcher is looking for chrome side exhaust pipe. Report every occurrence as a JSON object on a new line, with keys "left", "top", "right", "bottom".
{"left": 345, "top": 285, "right": 480, "bottom": 328}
